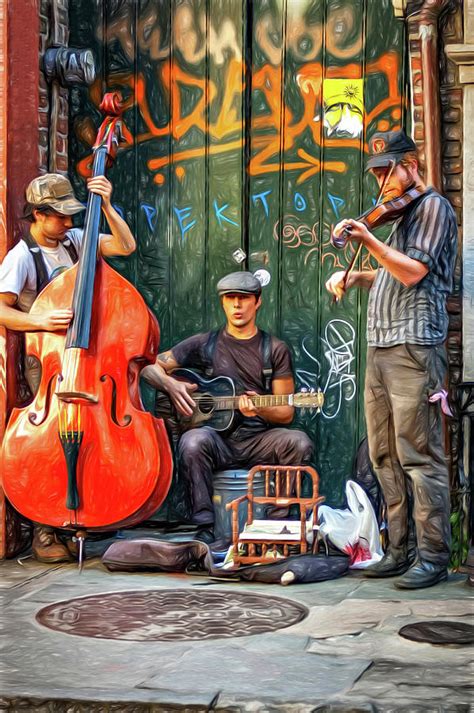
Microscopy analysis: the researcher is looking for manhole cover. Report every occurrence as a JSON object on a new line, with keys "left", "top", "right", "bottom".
{"left": 36, "top": 589, "right": 308, "bottom": 641}
{"left": 398, "top": 621, "right": 474, "bottom": 646}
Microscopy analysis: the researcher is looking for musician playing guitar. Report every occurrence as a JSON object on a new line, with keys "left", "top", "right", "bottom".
{"left": 142, "top": 271, "right": 313, "bottom": 546}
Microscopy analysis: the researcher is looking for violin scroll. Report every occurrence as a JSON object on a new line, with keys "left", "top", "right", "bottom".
{"left": 331, "top": 224, "right": 352, "bottom": 250}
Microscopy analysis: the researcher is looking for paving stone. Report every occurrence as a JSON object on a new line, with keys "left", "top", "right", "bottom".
{"left": 279, "top": 600, "right": 412, "bottom": 639}
{"left": 140, "top": 649, "right": 373, "bottom": 704}
{"left": 0, "top": 560, "right": 62, "bottom": 589}
{"left": 307, "top": 627, "right": 474, "bottom": 666}
{"left": 357, "top": 660, "right": 474, "bottom": 688}
{"left": 349, "top": 676, "right": 472, "bottom": 708}
{"left": 346, "top": 573, "right": 469, "bottom": 600}
{"left": 409, "top": 599, "right": 474, "bottom": 617}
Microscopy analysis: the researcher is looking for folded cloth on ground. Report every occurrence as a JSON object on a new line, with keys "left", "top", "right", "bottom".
{"left": 238, "top": 518, "right": 315, "bottom": 542}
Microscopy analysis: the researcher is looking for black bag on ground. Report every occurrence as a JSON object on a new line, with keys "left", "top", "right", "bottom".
{"left": 212, "top": 554, "right": 349, "bottom": 585}
{"left": 102, "top": 539, "right": 213, "bottom": 573}
{"left": 352, "top": 436, "right": 383, "bottom": 525}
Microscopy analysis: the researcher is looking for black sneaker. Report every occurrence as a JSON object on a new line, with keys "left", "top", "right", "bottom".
{"left": 363, "top": 551, "right": 410, "bottom": 578}
{"left": 394, "top": 559, "right": 448, "bottom": 590}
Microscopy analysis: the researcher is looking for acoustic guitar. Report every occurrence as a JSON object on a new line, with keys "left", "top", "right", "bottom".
{"left": 154, "top": 368, "right": 324, "bottom": 434}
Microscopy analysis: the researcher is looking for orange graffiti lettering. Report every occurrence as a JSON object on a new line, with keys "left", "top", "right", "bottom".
{"left": 76, "top": 52, "right": 402, "bottom": 185}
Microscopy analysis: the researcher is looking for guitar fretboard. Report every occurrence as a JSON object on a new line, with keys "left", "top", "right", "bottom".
{"left": 194, "top": 394, "right": 293, "bottom": 411}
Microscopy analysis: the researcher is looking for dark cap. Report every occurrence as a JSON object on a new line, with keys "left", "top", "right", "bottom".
{"left": 216, "top": 271, "right": 262, "bottom": 296}
{"left": 366, "top": 130, "right": 417, "bottom": 170}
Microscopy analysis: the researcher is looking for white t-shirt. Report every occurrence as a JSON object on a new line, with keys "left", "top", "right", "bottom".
{"left": 0, "top": 228, "right": 84, "bottom": 312}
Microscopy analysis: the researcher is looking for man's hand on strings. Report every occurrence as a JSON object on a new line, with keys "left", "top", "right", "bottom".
{"left": 239, "top": 391, "right": 258, "bottom": 418}
{"left": 167, "top": 379, "right": 198, "bottom": 418}
{"left": 33, "top": 308, "right": 74, "bottom": 331}
{"left": 333, "top": 219, "right": 371, "bottom": 245}
{"left": 87, "top": 175, "right": 113, "bottom": 209}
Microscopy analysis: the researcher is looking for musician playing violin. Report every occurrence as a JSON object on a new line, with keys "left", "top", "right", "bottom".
{"left": 326, "top": 130, "right": 458, "bottom": 589}
{"left": 142, "top": 271, "right": 313, "bottom": 547}
{"left": 0, "top": 172, "right": 136, "bottom": 562}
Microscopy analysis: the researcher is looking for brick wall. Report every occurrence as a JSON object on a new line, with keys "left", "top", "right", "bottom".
{"left": 440, "top": 5, "right": 463, "bottom": 364}
{"left": 38, "top": 0, "right": 69, "bottom": 174}
{"left": 407, "top": 1, "right": 463, "bottom": 485}
{"left": 440, "top": 5, "right": 464, "bottom": 482}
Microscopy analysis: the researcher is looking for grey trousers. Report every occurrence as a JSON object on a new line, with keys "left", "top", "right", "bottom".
{"left": 177, "top": 426, "right": 314, "bottom": 526}
{"left": 365, "top": 344, "right": 451, "bottom": 566}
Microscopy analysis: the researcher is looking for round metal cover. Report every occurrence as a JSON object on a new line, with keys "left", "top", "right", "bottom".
{"left": 398, "top": 621, "right": 474, "bottom": 646}
{"left": 36, "top": 589, "right": 308, "bottom": 641}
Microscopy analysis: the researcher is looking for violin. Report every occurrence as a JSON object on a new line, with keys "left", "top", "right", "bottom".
{"left": 331, "top": 186, "right": 426, "bottom": 249}
{"left": 330, "top": 185, "right": 426, "bottom": 299}
{"left": 1, "top": 93, "right": 173, "bottom": 536}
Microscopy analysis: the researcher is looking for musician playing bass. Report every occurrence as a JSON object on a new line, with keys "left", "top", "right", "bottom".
{"left": 0, "top": 172, "right": 136, "bottom": 562}
{"left": 142, "top": 271, "right": 313, "bottom": 546}
{"left": 326, "top": 130, "right": 458, "bottom": 589}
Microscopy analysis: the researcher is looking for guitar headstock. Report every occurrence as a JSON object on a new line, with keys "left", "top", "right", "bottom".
{"left": 293, "top": 389, "right": 324, "bottom": 409}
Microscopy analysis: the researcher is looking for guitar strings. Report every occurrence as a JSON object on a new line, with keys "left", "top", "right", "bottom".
{"left": 191, "top": 396, "right": 292, "bottom": 406}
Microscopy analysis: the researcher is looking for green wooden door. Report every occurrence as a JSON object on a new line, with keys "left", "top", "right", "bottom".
{"left": 69, "top": 0, "right": 406, "bottom": 506}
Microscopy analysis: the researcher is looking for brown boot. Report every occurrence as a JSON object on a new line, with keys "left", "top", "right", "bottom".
{"left": 65, "top": 536, "right": 79, "bottom": 559}
{"left": 32, "top": 526, "right": 73, "bottom": 563}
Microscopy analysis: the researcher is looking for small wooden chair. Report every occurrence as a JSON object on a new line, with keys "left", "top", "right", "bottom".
{"left": 226, "top": 464, "right": 325, "bottom": 567}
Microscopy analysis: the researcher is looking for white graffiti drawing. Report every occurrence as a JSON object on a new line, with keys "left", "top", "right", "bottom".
{"left": 296, "top": 319, "right": 357, "bottom": 420}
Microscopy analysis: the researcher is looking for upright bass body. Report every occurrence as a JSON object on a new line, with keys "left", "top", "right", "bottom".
{"left": 1, "top": 258, "right": 173, "bottom": 529}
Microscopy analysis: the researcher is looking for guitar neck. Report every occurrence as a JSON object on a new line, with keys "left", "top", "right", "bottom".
{"left": 210, "top": 394, "right": 294, "bottom": 410}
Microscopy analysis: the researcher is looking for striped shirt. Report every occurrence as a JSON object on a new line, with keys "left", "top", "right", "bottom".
{"left": 367, "top": 189, "right": 458, "bottom": 347}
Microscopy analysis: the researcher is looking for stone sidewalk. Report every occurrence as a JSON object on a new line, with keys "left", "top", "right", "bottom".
{"left": 1, "top": 538, "right": 473, "bottom": 713}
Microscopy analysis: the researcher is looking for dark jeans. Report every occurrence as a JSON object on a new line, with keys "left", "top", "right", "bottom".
{"left": 177, "top": 426, "right": 314, "bottom": 526}
{"left": 365, "top": 344, "right": 451, "bottom": 566}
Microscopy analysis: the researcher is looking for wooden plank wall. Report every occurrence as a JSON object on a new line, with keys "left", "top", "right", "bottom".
{"left": 68, "top": 0, "right": 406, "bottom": 506}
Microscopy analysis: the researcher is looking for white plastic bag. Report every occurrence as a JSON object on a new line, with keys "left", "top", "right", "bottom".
{"left": 318, "top": 480, "right": 383, "bottom": 568}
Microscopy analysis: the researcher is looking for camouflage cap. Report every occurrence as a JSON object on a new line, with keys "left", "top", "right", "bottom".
{"left": 216, "top": 271, "right": 262, "bottom": 296}
{"left": 25, "top": 173, "right": 85, "bottom": 215}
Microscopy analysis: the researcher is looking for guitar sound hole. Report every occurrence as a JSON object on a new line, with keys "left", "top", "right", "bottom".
{"left": 196, "top": 393, "right": 215, "bottom": 415}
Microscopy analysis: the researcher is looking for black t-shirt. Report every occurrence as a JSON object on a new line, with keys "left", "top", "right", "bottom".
{"left": 172, "top": 328, "right": 293, "bottom": 436}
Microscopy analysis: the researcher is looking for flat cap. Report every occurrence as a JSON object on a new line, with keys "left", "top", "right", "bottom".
{"left": 25, "top": 173, "right": 85, "bottom": 215}
{"left": 216, "top": 271, "right": 262, "bottom": 296}
{"left": 366, "top": 129, "right": 417, "bottom": 170}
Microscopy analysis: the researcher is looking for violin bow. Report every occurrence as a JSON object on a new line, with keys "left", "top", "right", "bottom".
{"left": 335, "top": 159, "right": 395, "bottom": 303}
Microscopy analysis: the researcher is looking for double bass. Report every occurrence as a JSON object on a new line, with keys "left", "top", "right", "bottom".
{"left": 1, "top": 93, "right": 173, "bottom": 541}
